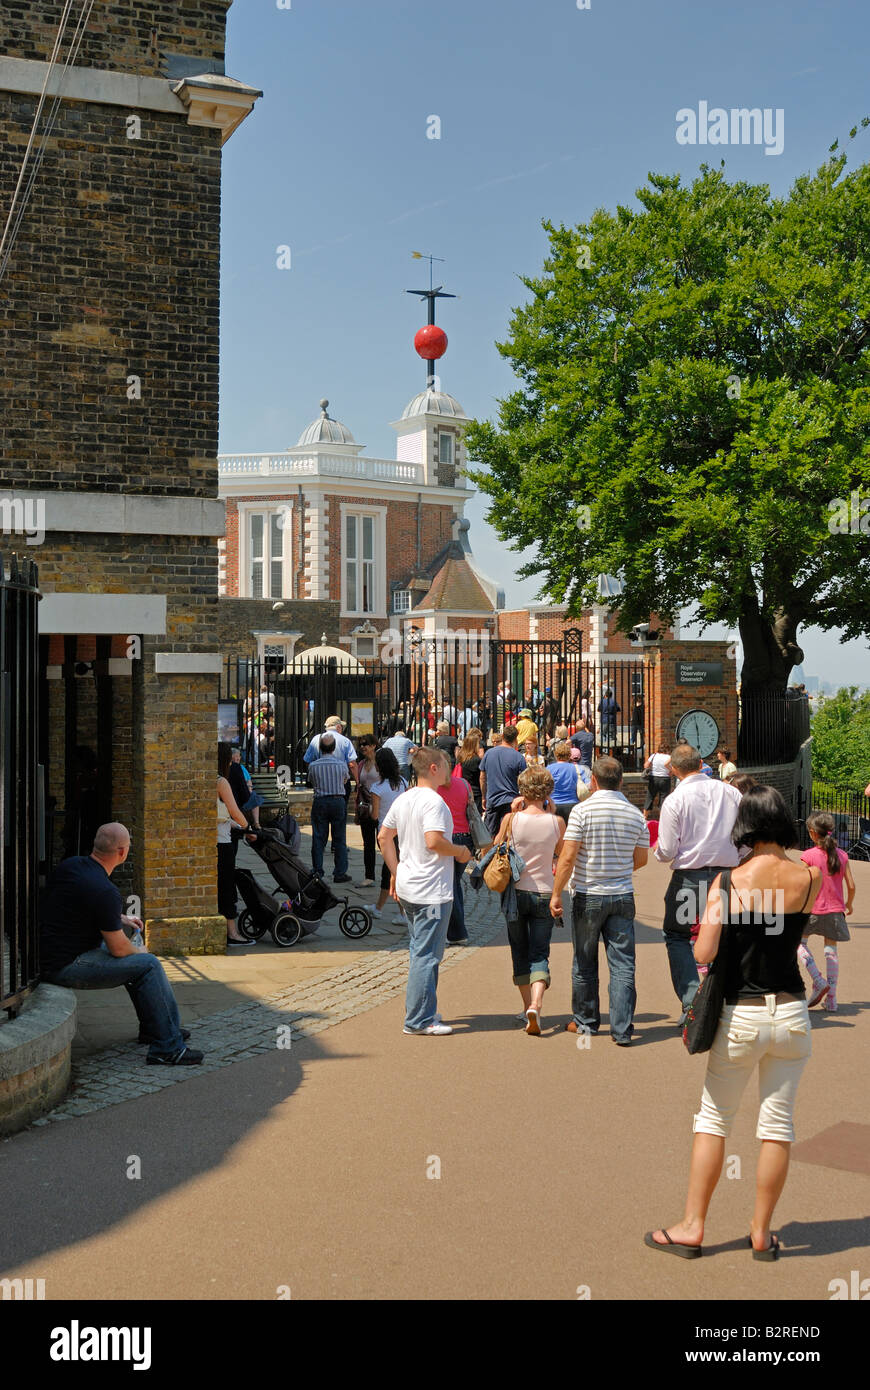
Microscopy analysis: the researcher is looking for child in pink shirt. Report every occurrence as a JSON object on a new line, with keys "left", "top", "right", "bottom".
{"left": 798, "top": 812, "right": 855, "bottom": 1011}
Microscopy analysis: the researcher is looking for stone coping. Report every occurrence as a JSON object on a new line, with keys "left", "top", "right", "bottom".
{"left": 0, "top": 984, "right": 77, "bottom": 1080}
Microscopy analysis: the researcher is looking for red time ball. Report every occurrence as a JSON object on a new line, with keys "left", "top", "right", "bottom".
{"left": 414, "top": 325, "right": 447, "bottom": 360}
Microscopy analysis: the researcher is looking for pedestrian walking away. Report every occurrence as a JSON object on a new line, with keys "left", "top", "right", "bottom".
{"left": 437, "top": 770, "right": 476, "bottom": 944}
{"left": 654, "top": 743, "right": 743, "bottom": 1022}
{"left": 494, "top": 766, "right": 565, "bottom": 1035}
{"left": 643, "top": 743, "right": 673, "bottom": 820}
{"left": 39, "top": 823, "right": 204, "bottom": 1065}
{"left": 798, "top": 811, "right": 855, "bottom": 1012}
{"left": 645, "top": 786, "right": 821, "bottom": 1260}
{"left": 480, "top": 725, "right": 527, "bottom": 837}
{"left": 551, "top": 757, "right": 649, "bottom": 1044}
{"left": 378, "top": 747, "right": 472, "bottom": 1035}
{"left": 456, "top": 728, "right": 485, "bottom": 811}
{"left": 307, "top": 733, "right": 351, "bottom": 881}
{"left": 548, "top": 740, "right": 590, "bottom": 823}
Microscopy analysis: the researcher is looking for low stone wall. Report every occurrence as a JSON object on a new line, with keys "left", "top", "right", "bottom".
{"left": 145, "top": 914, "right": 226, "bottom": 957}
{"left": 0, "top": 984, "right": 77, "bottom": 1136}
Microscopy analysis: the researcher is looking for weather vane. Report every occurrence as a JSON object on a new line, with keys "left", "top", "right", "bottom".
{"left": 406, "top": 252, "right": 456, "bottom": 388}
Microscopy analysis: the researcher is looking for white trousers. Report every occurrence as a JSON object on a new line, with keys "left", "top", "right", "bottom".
{"left": 694, "top": 997, "right": 811, "bottom": 1142}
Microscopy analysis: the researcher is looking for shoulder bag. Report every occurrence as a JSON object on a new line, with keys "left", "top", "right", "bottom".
{"left": 483, "top": 814, "right": 513, "bottom": 892}
{"left": 682, "top": 870, "right": 731, "bottom": 1055}
{"left": 465, "top": 780, "right": 493, "bottom": 853}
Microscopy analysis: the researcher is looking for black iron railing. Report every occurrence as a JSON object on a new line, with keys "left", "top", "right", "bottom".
{"left": 1, "top": 555, "right": 41, "bottom": 1018}
{"left": 796, "top": 782, "right": 870, "bottom": 859}
{"left": 219, "top": 636, "right": 661, "bottom": 784}
{"left": 738, "top": 690, "right": 811, "bottom": 766}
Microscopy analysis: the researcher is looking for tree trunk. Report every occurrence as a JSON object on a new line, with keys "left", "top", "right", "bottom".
{"left": 738, "top": 602, "right": 806, "bottom": 765}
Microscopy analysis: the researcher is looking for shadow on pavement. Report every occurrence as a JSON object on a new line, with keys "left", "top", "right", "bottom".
{"left": 0, "top": 1031, "right": 342, "bottom": 1278}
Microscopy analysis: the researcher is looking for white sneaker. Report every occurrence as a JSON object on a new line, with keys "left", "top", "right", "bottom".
{"left": 403, "top": 1022, "right": 453, "bottom": 1035}
{"left": 390, "top": 910, "right": 406, "bottom": 925}
{"left": 370, "top": 907, "right": 382, "bottom": 919}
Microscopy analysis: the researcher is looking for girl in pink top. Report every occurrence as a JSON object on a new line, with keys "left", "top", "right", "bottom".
{"left": 799, "top": 812, "right": 855, "bottom": 1011}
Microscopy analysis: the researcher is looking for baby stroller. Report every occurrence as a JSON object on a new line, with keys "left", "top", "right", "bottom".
{"left": 235, "top": 819, "right": 372, "bottom": 948}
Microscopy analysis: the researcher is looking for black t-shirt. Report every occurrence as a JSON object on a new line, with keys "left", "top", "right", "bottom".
{"left": 434, "top": 735, "right": 459, "bottom": 764}
{"left": 39, "top": 856, "right": 124, "bottom": 976}
{"left": 460, "top": 755, "right": 482, "bottom": 792}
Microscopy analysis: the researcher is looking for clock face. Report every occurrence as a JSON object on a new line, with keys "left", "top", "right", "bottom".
{"left": 675, "top": 709, "right": 720, "bottom": 759}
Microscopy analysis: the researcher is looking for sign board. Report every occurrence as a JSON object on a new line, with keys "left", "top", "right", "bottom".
{"left": 350, "top": 701, "right": 374, "bottom": 736}
{"left": 675, "top": 661, "right": 723, "bottom": 687}
{"left": 218, "top": 700, "right": 240, "bottom": 744}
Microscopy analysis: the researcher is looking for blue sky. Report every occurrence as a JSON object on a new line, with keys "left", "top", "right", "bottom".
{"left": 218, "top": 0, "right": 870, "bottom": 687}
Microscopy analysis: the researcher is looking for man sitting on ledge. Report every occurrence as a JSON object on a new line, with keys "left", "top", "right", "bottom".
{"left": 39, "top": 823, "right": 203, "bottom": 1066}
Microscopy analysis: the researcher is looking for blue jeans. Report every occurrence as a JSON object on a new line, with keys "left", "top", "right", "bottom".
{"left": 45, "top": 948, "right": 185, "bottom": 1059}
{"left": 662, "top": 867, "right": 726, "bottom": 1009}
{"left": 400, "top": 898, "right": 452, "bottom": 1030}
{"left": 571, "top": 892, "right": 637, "bottom": 1041}
{"left": 507, "top": 890, "right": 554, "bottom": 986}
{"left": 311, "top": 795, "right": 348, "bottom": 877}
{"left": 447, "top": 832, "right": 473, "bottom": 941}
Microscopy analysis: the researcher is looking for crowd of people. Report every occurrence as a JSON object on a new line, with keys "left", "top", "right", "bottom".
{"left": 36, "top": 697, "right": 862, "bottom": 1256}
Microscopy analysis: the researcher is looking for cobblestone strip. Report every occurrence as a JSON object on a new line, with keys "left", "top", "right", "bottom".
{"left": 34, "top": 887, "right": 504, "bottom": 1124}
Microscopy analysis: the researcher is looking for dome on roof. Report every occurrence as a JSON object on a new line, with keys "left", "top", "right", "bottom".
{"left": 400, "top": 388, "right": 465, "bottom": 421}
{"left": 288, "top": 638, "right": 366, "bottom": 672}
{"left": 297, "top": 398, "right": 356, "bottom": 446}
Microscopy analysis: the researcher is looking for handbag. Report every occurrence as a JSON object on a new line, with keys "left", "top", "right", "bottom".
{"left": 483, "top": 815, "right": 513, "bottom": 892}
{"left": 465, "top": 783, "right": 492, "bottom": 853}
{"left": 682, "top": 872, "right": 731, "bottom": 1055}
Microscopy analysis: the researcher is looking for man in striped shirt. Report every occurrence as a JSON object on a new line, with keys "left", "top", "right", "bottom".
{"left": 307, "top": 734, "right": 351, "bottom": 882}
{"left": 551, "top": 757, "right": 649, "bottom": 1044}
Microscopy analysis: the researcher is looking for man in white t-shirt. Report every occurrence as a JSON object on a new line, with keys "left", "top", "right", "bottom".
{"left": 378, "top": 747, "right": 472, "bottom": 1035}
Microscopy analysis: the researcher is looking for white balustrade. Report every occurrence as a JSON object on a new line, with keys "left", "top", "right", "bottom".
{"left": 218, "top": 452, "right": 425, "bottom": 485}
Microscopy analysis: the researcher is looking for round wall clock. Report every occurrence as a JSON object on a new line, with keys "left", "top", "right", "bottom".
{"left": 674, "top": 709, "right": 720, "bottom": 759}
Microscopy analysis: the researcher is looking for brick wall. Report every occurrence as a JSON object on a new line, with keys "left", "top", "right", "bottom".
{"left": 0, "top": 99, "right": 221, "bottom": 494}
{"left": 325, "top": 494, "right": 457, "bottom": 623}
{"left": 216, "top": 598, "right": 340, "bottom": 663}
{"left": 648, "top": 640, "right": 738, "bottom": 753}
{"left": 3, "top": 1, "right": 230, "bottom": 76}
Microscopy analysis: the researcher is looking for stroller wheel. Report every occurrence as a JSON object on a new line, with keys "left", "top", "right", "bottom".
{"left": 271, "top": 912, "right": 303, "bottom": 948}
{"left": 237, "top": 909, "right": 268, "bottom": 942}
{"left": 339, "top": 906, "right": 372, "bottom": 939}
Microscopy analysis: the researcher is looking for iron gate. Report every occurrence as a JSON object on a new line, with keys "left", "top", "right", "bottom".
{"left": 1, "top": 555, "right": 41, "bottom": 1017}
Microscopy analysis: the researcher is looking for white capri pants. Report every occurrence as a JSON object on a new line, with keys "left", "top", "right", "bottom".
{"left": 694, "top": 997, "right": 811, "bottom": 1142}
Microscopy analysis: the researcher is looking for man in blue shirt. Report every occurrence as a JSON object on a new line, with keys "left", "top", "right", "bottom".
{"left": 382, "top": 728, "right": 414, "bottom": 781}
{"left": 480, "top": 726, "right": 528, "bottom": 837}
{"left": 303, "top": 716, "right": 359, "bottom": 783}
{"left": 307, "top": 733, "right": 351, "bottom": 881}
{"left": 570, "top": 722, "right": 595, "bottom": 768}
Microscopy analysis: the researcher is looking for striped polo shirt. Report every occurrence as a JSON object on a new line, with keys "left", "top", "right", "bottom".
{"left": 564, "top": 790, "right": 649, "bottom": 896}
{"left": 308, "top": 754, "right": 349, "bottom": 798}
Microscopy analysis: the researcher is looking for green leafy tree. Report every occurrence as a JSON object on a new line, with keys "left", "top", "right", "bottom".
{"left": 811, "top": 687, "right": 870, "bottom": 789}
{"left": 465, "top": 147, "right": 870, "bottom": 696}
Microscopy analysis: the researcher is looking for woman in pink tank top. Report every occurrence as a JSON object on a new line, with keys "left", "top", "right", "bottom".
{"left": 492, "top": 766, "right": 565, "bottom": 1034}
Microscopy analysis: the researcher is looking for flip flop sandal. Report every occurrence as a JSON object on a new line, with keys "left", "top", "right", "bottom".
{"left": 748, "top": 1234, "right": 779, "bottom": 1261}
{"left": 644, "top": 1228, "right": 702, "bottom": 1259}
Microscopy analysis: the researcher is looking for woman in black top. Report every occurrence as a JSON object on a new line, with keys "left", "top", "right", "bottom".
{"left": 645, "top": 787, "right": 821, "bottom": 1262}
{"left": 457, "top": 728, "right": 484, "bottom": 810}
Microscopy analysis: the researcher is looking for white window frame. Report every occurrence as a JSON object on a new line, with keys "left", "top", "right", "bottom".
{"left": 339, "top": 503, "right": 386, "bottom": 617}
{"left": 438, "top": 431, "right": 454, "bottom": 466}
{"left": 237, "top": 503, "right": 292, "bottom": 600}
{"left": 392, "top": 588, "right": 411, "bottom": 614}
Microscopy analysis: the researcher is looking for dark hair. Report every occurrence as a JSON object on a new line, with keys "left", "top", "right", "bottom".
{"left": 718, "top": 746, "right": 732, "bottom": 760}
{"left": 357, "top": 735, "right": 376, "bottom": 751}
{"left": 502, "top": 726, "right": 519, "bottom": 744}
{"left": 375, "top": 746, "right": 402, "bottom": 790}
{"left": 731, "top": 785, "right": 797, "bottom": 851}
{"left": 218, "top": 742, "right": 233, "bottom": 777}
{"left": 592, "top": 755, "right": 623, "bottom": 789}
{"left": 807, "top": 812, "right": 840, "bottom": 876}
{"left": 728, "top": 773, "right": 758, "bottom": 796}
{"left": 320, "top": 733, "right": 336, "bottom": 754}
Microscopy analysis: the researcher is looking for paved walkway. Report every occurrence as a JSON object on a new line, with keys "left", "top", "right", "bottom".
{"left": 1, "top": 853, "right": 867, "bottom": 1301}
